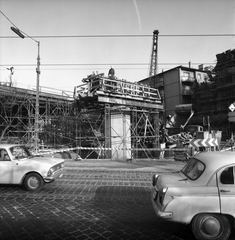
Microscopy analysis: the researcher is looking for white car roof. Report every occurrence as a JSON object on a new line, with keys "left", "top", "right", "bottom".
{"left": 0, "top": 144, "right": 24, "bottom": 150}
{"left": 0, "top": 144, "right": 18, "bottom": 147}
{"left": 192, "top": 151, "right": 235, "bottom": 184}
{"left": 195, "top": 151, "right": 235, "bottom": 169}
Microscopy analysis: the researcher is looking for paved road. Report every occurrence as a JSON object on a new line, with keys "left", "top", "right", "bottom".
{"left": 0, "top": 160, "right": 234, "bottom": 240}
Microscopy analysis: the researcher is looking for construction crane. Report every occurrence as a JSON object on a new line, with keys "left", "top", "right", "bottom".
{"left": 149, "top": 30, "right": 159, "bottom": 77}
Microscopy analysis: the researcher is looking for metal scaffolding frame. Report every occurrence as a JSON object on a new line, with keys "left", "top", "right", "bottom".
{"left": 0, "top": 72, "right": 163, "bottom": 159}
{"left": 0, "top": 83, "right": 77, "bottom": 148}
{"left": 74, "top": 105, "right": 161, "bottom": 159}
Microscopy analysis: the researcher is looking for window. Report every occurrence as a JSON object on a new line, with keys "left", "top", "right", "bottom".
{"left": 220, "top": 167, "right": 234, "bottom": 185}
{"left": 0, "top": 149, "right": 10, "bottom": 161}
{"left": 181, "top": 158, "right": 205, "bottom": 180}
{"left": 10, "top": 146, "right": 31, "bottom": 160}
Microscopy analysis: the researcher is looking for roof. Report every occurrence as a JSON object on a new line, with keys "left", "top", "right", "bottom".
{"left": 177, "top": 151, "right": 235, "bottom": 185}
{"left": 0, "top": 144, "right": 22, "bottom": 148}
{"left": 194, "top": 151, "right": 235, "bottom": 183}
{"left": 139, "top": 65, "right": 208, "bottom": 83}
{"left": 196, "top": 151, "right": 235, "bottom": 168}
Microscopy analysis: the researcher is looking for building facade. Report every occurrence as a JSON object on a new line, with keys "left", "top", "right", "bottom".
{"left": 139, "top": 49, "right": 235, "bottom": 140}
{"left": 139, "top": 66, "right": 209, "bottom": 127}
{"left": 192, "top": 49, "right": 235, "bottom": 140}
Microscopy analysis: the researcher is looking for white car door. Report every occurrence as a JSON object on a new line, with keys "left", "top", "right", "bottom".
{"left": 0, "top": 149, "right": 13, "bottom": 183}
{"left": 217, "top": 165, "right": 235, "bottom": 216}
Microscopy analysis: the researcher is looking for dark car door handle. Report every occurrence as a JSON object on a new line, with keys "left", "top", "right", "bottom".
{"left": 220, "top": 189, "right": 230, "bottom": 193}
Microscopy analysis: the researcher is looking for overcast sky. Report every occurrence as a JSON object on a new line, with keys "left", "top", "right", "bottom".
{"left": 0, "top": 0, "right": 234, "bottom": 93}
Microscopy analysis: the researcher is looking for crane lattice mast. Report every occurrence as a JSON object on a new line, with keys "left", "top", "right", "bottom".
{"left": 149, "top": 30, "right": 159, "bottom": 77}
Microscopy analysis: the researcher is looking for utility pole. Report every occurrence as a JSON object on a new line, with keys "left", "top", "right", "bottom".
{"left": 10, "top": 26, "right": 41, "bottom": 154}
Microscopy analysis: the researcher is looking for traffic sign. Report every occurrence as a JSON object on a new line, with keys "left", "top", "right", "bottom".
{"left": 228, "top": 112, "right": 235, "bottom": 122}
{"left": 189, "top": 138, "right": 218, "bottom": 148}
{"left": 229, "top": 103, "right": 235, "bottom": 112}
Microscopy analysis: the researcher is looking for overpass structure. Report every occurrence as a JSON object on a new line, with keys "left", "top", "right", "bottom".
{"left": 74, "top": 70, "right": 163, "bottom": 160}
{"left": 0, "top": 82, "right": 75, "bottom": 149}
{"left": 0, "top": 70, "right": 163, "bottom": 160}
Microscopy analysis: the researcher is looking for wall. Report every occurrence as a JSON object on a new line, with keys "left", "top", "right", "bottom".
{"left": 110, "top": 110, "right": 131, "bottom": 160}
{"left": 163, "top": 68, "right": 181, "bottom": 117}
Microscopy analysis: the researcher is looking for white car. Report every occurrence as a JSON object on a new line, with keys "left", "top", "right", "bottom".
{"left": 0, "top": 144, "right": 64, "bottom": 191}
{"left": 151, "top": 151, "right": 235, "bottom": 240}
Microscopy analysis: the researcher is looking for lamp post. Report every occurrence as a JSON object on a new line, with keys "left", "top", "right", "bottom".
{"left": 11, "top": 27, "right": 40, "bottom": 154}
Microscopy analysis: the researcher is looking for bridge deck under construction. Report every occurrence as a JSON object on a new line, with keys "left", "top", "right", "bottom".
{"left": 0, "top": 83, "right": 75, "bottom": 147}
{"left": 0, "top": 74, "right": 164, "bottom": 159}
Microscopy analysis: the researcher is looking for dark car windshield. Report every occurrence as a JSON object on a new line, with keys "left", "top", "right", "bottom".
{"left": 181, "top": 158, "right": 205, "bottom": 180}
{"left": 10, "top": 146, "right": 33, "bottom": 160}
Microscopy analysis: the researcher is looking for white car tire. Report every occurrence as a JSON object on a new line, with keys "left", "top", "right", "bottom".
{"left": 192, "top": 213, "right": 231, "bottom": 240}
{"left": 24, "top": 173, "right": 44, "bottom": 192}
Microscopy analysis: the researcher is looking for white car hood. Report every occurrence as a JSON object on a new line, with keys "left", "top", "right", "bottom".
{"left": 157, "top": 172, "right": 189, "bottom": 188}
{"left": 18, "top": 157, "right": 64, "bottom": 166}
{"left": 31, "top": 157, "right": 64, "bottom": 164}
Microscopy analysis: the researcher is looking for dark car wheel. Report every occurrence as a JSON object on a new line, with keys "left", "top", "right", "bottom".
{"left": 23, "top": 173, "right": 44, "bottom": 192}
{"left": 192, "top": 213, "right": 231, "bottom": 240}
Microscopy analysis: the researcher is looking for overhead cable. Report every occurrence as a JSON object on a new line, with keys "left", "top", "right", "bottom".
{"left": 0, "top": 34, "right": 234, "bottom": 39}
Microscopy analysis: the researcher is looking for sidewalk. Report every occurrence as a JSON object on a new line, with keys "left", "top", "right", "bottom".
{"left": 64, "top": 158, "right": 186, "bottom": 172}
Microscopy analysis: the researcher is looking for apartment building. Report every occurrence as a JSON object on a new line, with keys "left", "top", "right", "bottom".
{"left": 139, "top": 65, "right": 209, "bottom": 127}
{"left": 192, "top": 49, "right": 235, "bottom": 139}
{"left": 139, "top": 49, "right": 235, "bottom": 140}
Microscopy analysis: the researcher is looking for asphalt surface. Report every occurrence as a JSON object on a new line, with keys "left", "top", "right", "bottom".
{"left": 0, "top": 158, "right": 234, "bottom": 240}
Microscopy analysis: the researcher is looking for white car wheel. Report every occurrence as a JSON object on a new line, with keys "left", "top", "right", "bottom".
{"left": 192, "top": 213, "right": 231, "bottom": 240}
{"left": 24, "top": 173, "right": 44, "bottom": 192}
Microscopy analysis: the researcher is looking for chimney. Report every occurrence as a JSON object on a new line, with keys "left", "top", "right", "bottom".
{"left": 198, "top": 64, "right": 204, "bottom": 70}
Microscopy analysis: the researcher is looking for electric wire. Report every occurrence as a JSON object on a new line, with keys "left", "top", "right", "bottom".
{"left": 1, "top": 11, "right": 233, "bottom": 38}
{"left": 0, "top": 34, "right": 234, "bottom": 39}
{"left": 0, "top": 62, "right": 215, "bottom": 67}
{"left": 0, "top": 10, "right": 38, "bottom": 43}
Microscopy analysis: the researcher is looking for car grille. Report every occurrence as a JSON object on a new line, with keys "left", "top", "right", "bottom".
{"left": 159, "top": 194, "right": 164, "bottom": 205}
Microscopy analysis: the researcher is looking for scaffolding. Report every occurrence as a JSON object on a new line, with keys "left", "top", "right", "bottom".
{"left": 0, "top": 71, "right": 163, "bottom": 159}
{"left": 74, "top": 72, "right": 162, "bottom": 108}
{"left": 0, "top": 83, "right": 77, "bottom": 148}
{"left": 73, "top": 72, "right": 163, "bottom": 159}
{"left": 192, "top": 49, "right": 235, "bottom": 140}
{"left": 74, "top": 105, "right": 160, "bottom": 159}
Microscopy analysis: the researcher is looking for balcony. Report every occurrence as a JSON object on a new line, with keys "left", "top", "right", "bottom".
{"left": 181, "top": 76, "right": 195, "bottom": 83}
{"left": 181, "top": 85, "right": 193, "bottom": 95}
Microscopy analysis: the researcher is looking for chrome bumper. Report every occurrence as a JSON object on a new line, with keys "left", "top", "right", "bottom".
{"left": 44, "top": 169, "right": 64, "bottom": 182}
{"left": 151, "top": 191, "right": 173, "bottom": 219}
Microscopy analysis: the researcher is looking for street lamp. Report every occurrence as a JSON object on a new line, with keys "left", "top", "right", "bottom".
{"left": 11, "top": 27, "right": 41, "bottom": 154}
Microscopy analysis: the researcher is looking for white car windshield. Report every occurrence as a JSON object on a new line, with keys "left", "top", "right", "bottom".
{"left": 181, "top": 158, "right": 205, "bottom": 180}
{"left": 10, "top": 146, "right": 32, "bottom": 160}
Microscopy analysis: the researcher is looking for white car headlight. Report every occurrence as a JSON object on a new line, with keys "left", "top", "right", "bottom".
{"left": 47, "top": 163, "right": 63, "bottom": 177}
{"left": 47, "top": 167, "right": 55, "bottom": 177}
{"left": 152, "top": 174, "right": 159, "bottom": 186}
{"left": 159, "top": 187, "right": 168, "bottom": 205}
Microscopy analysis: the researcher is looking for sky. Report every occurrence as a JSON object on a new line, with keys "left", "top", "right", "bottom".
{"left": 0, "top": 0, "right": 234, "bottom": 94}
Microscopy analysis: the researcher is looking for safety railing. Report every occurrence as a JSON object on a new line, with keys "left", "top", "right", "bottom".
{"left": 74, "top": 74, "right": 161, "bottom": 102}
